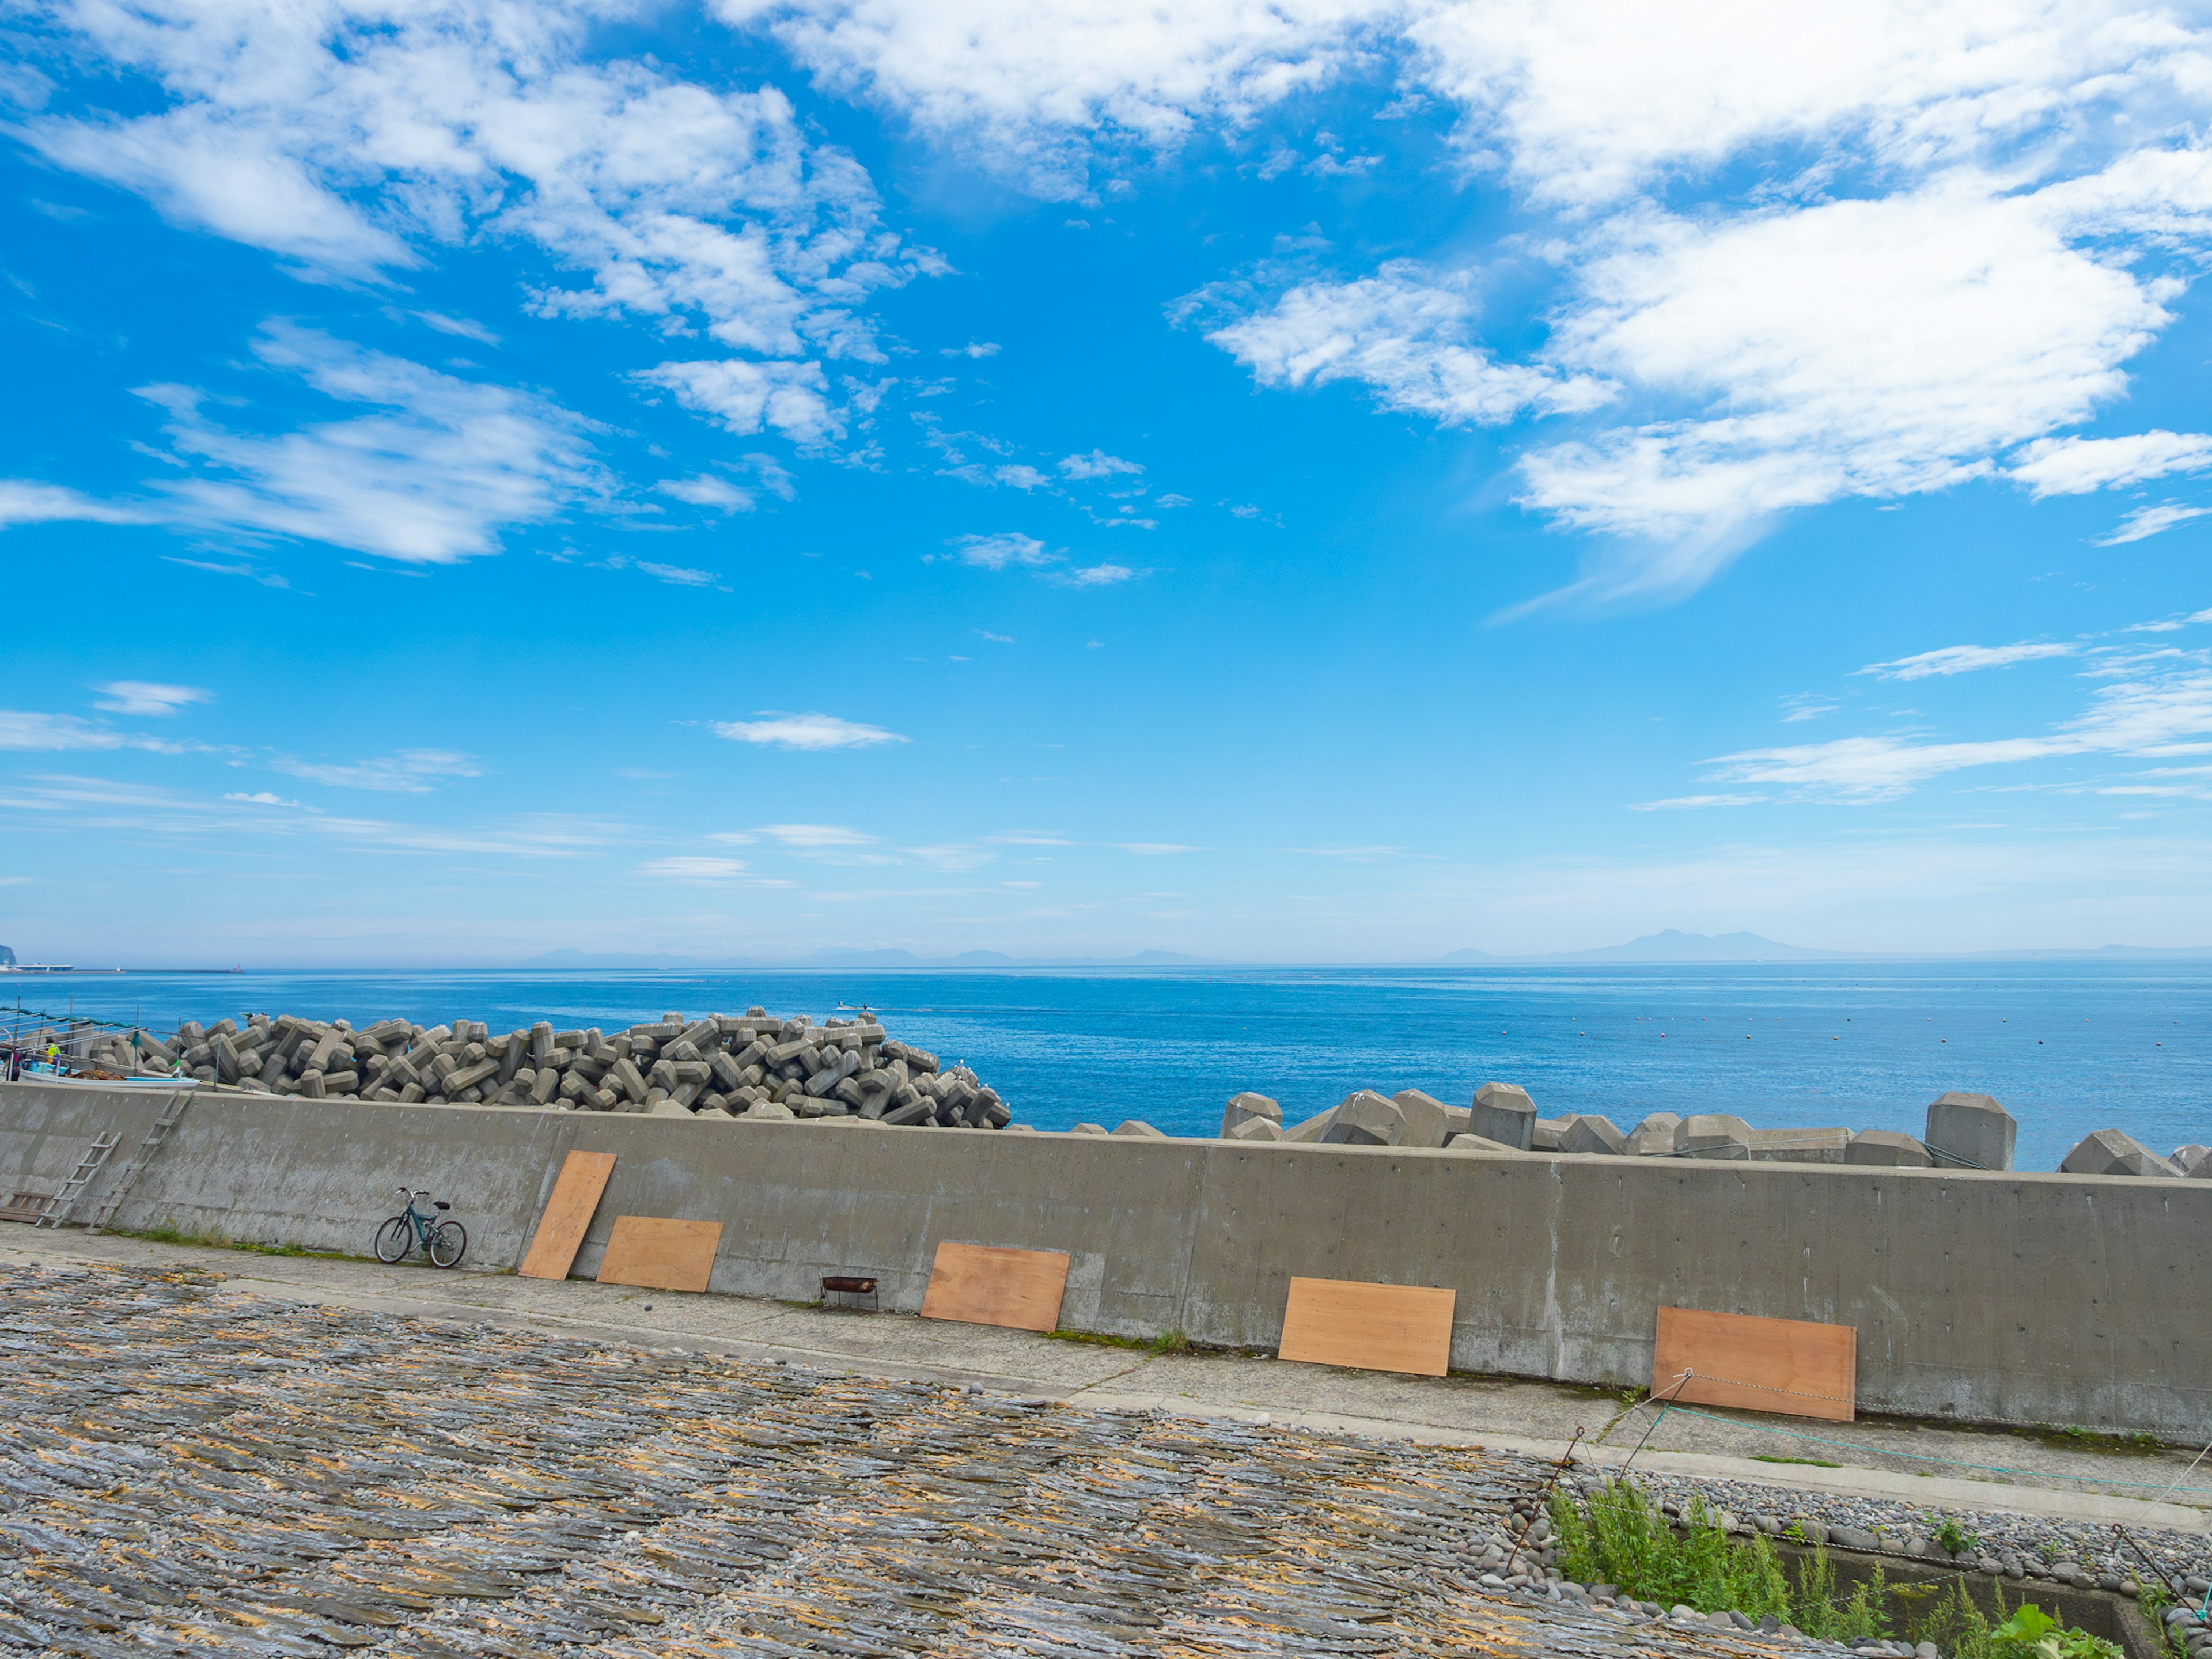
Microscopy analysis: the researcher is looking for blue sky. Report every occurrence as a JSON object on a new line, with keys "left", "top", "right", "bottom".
{"left": 7, "top": 0, "right": 2212, "bottom": 964}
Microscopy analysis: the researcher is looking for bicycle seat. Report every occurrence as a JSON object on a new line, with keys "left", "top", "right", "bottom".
{"left": 434, "top": 1200, "right": 450, "bottom": 1211}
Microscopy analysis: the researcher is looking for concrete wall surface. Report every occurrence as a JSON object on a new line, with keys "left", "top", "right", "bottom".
{"left": 3, "top": 1082, "right": 2206, "bottom": 1437}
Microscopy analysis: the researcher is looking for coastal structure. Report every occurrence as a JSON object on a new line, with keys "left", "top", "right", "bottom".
{"left": 1, "top": 1073, "right": 2206, "bottom": 1437}
{"left": 48, "top": 1006, "right": 1018, "bottom": 1128}
{"left": 1219, "top": 1085, "right": 2212, "bottom": 1181}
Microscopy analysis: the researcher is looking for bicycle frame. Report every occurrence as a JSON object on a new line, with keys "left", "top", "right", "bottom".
{"left": 395, "top": 1190, "right": 438, "bottom": 1247}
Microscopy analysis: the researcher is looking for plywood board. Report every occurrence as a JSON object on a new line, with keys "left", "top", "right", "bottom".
{"left": 919, "top": 1241, "right": 1070, "bottom": 1332}
{"left": 1277, "top": 1277, "right": 1456, "bottom": 1377}
{"left": 595, "top": 1216, "right": 722, "bottom": 1294}
{"left": 517, "top": 1150, "right": 617, "bottom": 1281}
{"left": 1653, "top": 1306, "right": 1857, "bottom": 1422}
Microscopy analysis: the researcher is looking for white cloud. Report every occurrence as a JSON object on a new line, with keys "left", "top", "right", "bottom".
{"left": 657, "top": 475, "right": 756, "bottom": 512}
{"left": 27, "top": 0, "right": 927, "bottom": 417}
{"left": 1058, "top": 449, "right": 1143, "bottom": 479}
{"left": 1061, "top": 562, "right": 1134, "bottom": 585}
{"left": 1205, "top": 260, "right": 1604, "bottom": 426}
{"left": 93, "top": 681, "right": 214, "bottom": 717}
{"left": 712, "top": 714, "right": 908, "bottom": 749}
{"left": 1118, "top": 841, "right": 1194, "bottom": 854}
{"left": 139, "top": 324, "right": 601, "bottom": 563}
{"left": 1509, "top": 180, "right": 2180, "bottom": 605}
{"left": 726, "top": 0, "right": 2212, "bottom": 607}
{"left": 1709, "top": 658, "right": 2212, "bottom": 801}
{"left": 639, "top": 855, "right": 750, "bottom": 882}
{"left": 2096, "top": 503, "right": 2212, "bottom": 545}
{"left": 724, "top": 0, "right": 1380, "bottom": 198}
{"left": 223, "top": 790, "right": 305, "bottom": 806}
{"left": 0, "top": 712, "right": 127, "bottom": 752}
{"left": 604, "top": 553, "right": 724, "bottom": 587}
{"left": 635, "top": 359, "right": 842, "bottom": 445}
{"left": 1408, "top": 0, "right": 2188, "bottom": 210}
{"left": 1858, "top": 642, "right": 2076, "bottom": 681}
{"left": 0, "top": 480, "right": 147, "bottom": 529}
{"left": 759, "top": 823, "right": 878, "bottom": 845}
{"left": 414, "top": 311, "right": 501, "bottom": 346}
{"left": 2009, "top": 431, "right": 2212, "bottom": 498}
{"left": 952, "top": 531, "right": 1058, "bottom": 570}
{"left": 271, "top": 749, "right": 482, "bottom": 792}
{"left": 943, "top": 341, "right": 1001, "bottom": 357}
{"left": 1627, "top": 793, "right": 1768, "bottom": 811}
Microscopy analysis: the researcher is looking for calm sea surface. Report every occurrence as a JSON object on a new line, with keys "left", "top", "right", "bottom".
{"left": 13, "top": 963, "right": 2209, "bottom": 1171}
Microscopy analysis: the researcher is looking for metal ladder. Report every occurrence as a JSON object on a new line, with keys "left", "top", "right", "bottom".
{"left": 86, "top": 1092, "right": 192, "bottom": 1232}
{"left": 36, "top": 1132, "right": 120, "bottom": 1228}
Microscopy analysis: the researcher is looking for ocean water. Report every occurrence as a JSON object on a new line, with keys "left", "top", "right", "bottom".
{"left": 12, "top": 962, "right": 2209, "bottom": 1172}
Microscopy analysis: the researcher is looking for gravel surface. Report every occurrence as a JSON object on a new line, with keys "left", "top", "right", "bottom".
{"left": 0, "top": 1259, "right": 1847, "bottom": 1659}
{"left": 0, "top": 1259, "right": 2203, "bottom": 1659}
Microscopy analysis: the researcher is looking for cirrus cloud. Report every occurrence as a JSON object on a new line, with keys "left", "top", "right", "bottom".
{"left": 711, "top": 713, "right": 909, "bottom": 749}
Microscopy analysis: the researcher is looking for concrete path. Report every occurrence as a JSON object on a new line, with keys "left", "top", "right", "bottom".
{"left": 9, "top": 1226, "right": 2205, "bottom": 1537}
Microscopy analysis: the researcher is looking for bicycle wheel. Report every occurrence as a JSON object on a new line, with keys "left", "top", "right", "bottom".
{"left": 374, "top": 1215, "right": 413, "bottom": 1263}
{"left": 428, "top": 1219, "right": 467, "bottom": 1268}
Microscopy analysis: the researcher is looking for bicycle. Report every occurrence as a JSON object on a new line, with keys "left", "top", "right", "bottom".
{"left": 374, "top": 1187, "right": 468, "bottom": 1268}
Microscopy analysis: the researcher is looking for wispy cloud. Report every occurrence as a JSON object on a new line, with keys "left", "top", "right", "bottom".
{"left": 1059, "top": 449, "right": 1143, "bottom": 480}
{"left": 759, "top": 824, "right": 877, "bottom": 846}
{"left": 0, "top": 711, "right": 127, "bottom": 752}
{"left": 1858, "top": 642, "right": 2075, "bottom": 681}
{"left": 712, "top": 714, "right": 908, "bottom": 750}
{"left": 93, "top": 681, "right": 213, "bottom": 717}
{"left": 1118, "top": 842, "right": 1194, "bottom": 854}
{"left": 413, "top": 311, "right": 501, "bottom": 346}
{"left": 2010, "top": 430, "right": 2212, "bottom": 497}
{"left": 0, "top": 479, "right": 147, "bottom": 530}
{"left": 137, "top": 324, "right": 603, "bottom": 564}
{"left": 638, "top": 855, "right": 750, "bottom": 882}
{"left": 271, "top": 749, "right": 482, "bottom": 793}
{"left": 1710, "top": 659, "right": 2212, "bottom": 801}
{"left": 2096, "top": 503, "right": 2212, "bottom": 546}
{"left": 1628, "top": 793, "right": 1768, "bottom": 811}
{"left": 604, "top": 552, "right": 725, "bottom": 588}
{"left": 656, "top": 475, "right": 755, "bottom": 512}
{"left": 1060, "top": 562, "right": 1135, "bottom": 586}
{"left": 949, "top": 532, "right": 1056, "bottom": 570}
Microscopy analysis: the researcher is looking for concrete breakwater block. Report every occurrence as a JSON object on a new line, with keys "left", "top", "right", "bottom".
{"left": 1469, "top": 1083, "right": 1537, "bottom": 1149}
{"left": 1846, "top": 1129, "right": 1934, "bottom": 1168}
{"left": 1926, "top": 1091, "right": 2017, "bottom": 1171}
{"left": 148, "top": 1005, "right": 1021, "bottom": 1132}
{"left": 1219, "top": 1092, "right": 1280, "bottom": 1137}
{"left": 2061, "top": 1128, "right": 2183, "bottom": 1178}
{"left": 1207, "top": 1081, "right": 2192, "bottom": 1179}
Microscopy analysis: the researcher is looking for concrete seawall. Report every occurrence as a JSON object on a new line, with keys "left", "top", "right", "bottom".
{"left": 5, "top": 1081, "right": 2206, "bottom": 1437}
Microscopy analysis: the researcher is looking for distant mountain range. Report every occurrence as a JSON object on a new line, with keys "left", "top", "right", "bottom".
{"left": 1441, "top": 929, "right": 1849, "bottom": 964}
{"left": 515, "top": 931, "right": 2212, "bottom": 971}
{"left": 519, "top": 947, "right": 1211, "bottom": 971}
{"left": 1440, "top": 931, "right": 2212, "bottom": 963}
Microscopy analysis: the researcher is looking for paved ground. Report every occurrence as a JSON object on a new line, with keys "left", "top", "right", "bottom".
{"left": 0, "top": 1252, "right": 1814, "bottom": 1659}
{"left": 5, "top": 1231, "right": 2202, "bottom": 1535}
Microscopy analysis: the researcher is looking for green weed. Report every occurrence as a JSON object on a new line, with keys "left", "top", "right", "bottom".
{"left": 1040, "top": 1327, "right": 1192, "bottom": 1355}
{"left": 1549, "top": 1482, "right": 1883, "bottom": 1635}
{"left": 116, "top": 1225, "right": 354, "bottom": 1262}
{"left": 1754, "top": 1455, "right": 1843, "bottom": 1468}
